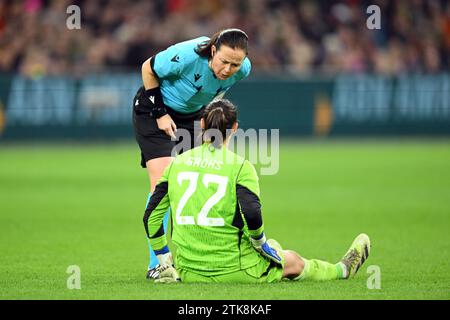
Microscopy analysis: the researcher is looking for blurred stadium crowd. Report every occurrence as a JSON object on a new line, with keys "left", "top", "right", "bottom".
{"left": 0, "top": 0, "right": 449, "bottom": 77}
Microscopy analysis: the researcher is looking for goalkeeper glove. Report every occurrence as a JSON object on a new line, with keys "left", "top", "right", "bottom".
{"left": 250, "top": 233, "right": 282, "bottom": 265}
{"left": 154, "top": 246, "right": 180, "bottom": 283}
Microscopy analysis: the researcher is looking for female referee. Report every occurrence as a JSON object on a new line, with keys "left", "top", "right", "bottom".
{"left": 143, "top": 99, "right": 371, "bottom": 283}
{"left": 132, "top": 28, "right": 251, "bottom": 279}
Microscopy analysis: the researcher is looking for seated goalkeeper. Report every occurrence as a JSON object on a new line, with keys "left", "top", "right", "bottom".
{"left": 143, "top": 99, "right": 371, "bottom": 283}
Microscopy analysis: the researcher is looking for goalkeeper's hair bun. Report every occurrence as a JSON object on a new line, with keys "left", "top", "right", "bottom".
{"left": 202, "top": 99, "right": 237, "bottom": 149}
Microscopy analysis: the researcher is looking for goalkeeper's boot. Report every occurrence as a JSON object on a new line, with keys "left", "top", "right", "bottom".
{"left": 340, "top": 233, "right": 371, "bottom": 279}
{"left": 146, "top": 265, "right": 162, "bottom": 280}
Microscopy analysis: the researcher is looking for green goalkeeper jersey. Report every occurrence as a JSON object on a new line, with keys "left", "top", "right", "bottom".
{"left": 146, "top": 143, "right": 268, "bottom": 276}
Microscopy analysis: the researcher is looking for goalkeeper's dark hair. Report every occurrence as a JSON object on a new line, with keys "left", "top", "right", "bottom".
{"left": 202, "top": 99, "right": 237, "bottom": 149}
{"left": 195, "top": 28, "right": 249, "bottom": 58}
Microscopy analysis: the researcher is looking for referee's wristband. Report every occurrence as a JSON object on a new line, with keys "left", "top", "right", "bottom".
{"left": 143, "top": 87, "right": 168, "bottom": 119}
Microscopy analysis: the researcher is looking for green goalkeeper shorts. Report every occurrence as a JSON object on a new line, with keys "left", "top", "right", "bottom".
{"left": 178, "top": 253, "right": 284, "bottom": 283}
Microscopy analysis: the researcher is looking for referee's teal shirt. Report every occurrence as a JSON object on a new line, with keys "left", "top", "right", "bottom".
{"left": 152, "top": 36, "right": 251, "bottom": 114}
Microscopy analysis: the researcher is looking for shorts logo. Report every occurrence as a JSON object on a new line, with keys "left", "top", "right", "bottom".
{"left": 171, "top": 54, "right": 180, "bottom": 62}
{"left": 194, "top": 74, "right": 202, "bottom": 82}
{"left": 149, "top": 96, "right": 155, "bottom": 104}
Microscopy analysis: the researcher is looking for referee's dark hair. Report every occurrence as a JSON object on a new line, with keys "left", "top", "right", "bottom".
{"left": 202, "top": 99, "right": 237, "bottom": 148}
{"left": 196, "top": 28, "right": 249, "bottom": 58}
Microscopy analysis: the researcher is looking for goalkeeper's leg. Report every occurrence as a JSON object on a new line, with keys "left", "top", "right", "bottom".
{"left": 145, "top": 192, "right": 170, "bottom": 279}
{"left": 267, "top": 239, "right": 341, "bottom": 281}
{"left": 284, "top": 250, "right": 342, "bottom": 281}
{"left": 277, "top": 233, "right": 371, "bottom": 281}
{"left": 144, "top": 157, "right": 173, "bottom": 279}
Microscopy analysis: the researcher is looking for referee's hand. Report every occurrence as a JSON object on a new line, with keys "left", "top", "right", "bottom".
{"left": 156, "top": 114, "right": 177, "bottom": 140}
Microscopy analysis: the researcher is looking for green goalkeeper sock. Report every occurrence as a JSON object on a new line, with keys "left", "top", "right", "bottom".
{"left": 294, "top": 258, "right": 344, "bottom": 281}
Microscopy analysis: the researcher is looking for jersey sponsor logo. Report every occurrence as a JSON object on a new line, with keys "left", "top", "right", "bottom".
{"left": 194, "top": 74, "right": 202, "bottom": 82}
{"left": 171, "top": 54, "right": 180, "bottom": 62}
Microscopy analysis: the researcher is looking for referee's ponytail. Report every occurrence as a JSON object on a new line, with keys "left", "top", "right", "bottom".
{"left": 202, "top": 99, "right": 237, "bottom": 149}
{"left": 196, "top": 28, "right": 249, "bottom": 58}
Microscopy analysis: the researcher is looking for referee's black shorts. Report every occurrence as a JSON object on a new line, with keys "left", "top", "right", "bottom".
{"left": 132, "top": 86, "right": 204, "bottom": 168}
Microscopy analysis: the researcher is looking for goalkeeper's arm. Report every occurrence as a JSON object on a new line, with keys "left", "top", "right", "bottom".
{"left": 143, "top": 181, "right": 170, "bottom": 248}
{"left": 142, "top": 181, "right": 180, "bottom": 282}
{"left": 236, "top": 185, "right": 282, "bottom": 264}
{"left": 152, "top": 245, "right": 180, "bottom": 283}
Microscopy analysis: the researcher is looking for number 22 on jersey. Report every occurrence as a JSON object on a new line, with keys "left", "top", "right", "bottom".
{"left": 175, "top": 171, "right": 228, "bottom": 227}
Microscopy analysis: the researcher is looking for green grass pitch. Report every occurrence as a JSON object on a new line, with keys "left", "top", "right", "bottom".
{"left": 0, "top": 139, "right": 449, "bottom": 300}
